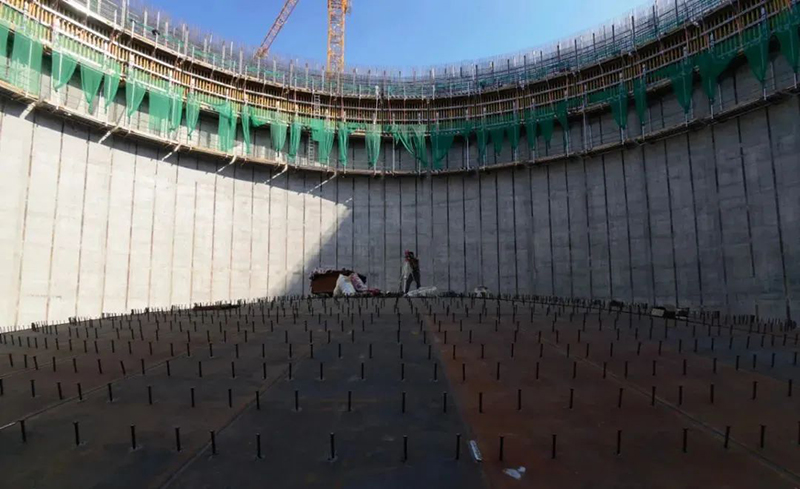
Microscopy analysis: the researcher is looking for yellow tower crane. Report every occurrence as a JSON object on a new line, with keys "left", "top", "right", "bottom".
{"left": 254, "top": 0, "right": 351, "bottom": 73}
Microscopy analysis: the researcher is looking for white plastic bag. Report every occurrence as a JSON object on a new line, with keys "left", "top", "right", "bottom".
{"left": 405, "top": 286, "right": 438, "bottom": 297}
{"left": 333, "top": 274, "right": 356, "bottom": 296}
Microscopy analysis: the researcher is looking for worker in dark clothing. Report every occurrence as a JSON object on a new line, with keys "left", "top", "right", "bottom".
{"left": 401, "top": 250, "right": 421, "bottom": 294}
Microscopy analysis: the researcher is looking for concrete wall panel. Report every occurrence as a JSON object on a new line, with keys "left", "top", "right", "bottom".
{"left": 2, "top": 88, "right": 800, "bottom": 325}
{"left": 48, "top": 122, "right": 88, "bottom": 321}
{"left": 286, "top": 173, "right": 307, "bottom": 295}
{"left": 549, "top": 162, "right": 571, "bottom": 297}
{"left": 171, "top": 154, "right": 198, "bottom": 306}
{"left": 76, "top": 133, "right": 112, "bottom": 317}
{"left": 497, "top": 171, "right": 517, "bottom": 296}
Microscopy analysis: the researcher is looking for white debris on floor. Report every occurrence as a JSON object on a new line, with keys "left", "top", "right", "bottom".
{"left": 502, "top": 467, "right": 526, "bottom": 480}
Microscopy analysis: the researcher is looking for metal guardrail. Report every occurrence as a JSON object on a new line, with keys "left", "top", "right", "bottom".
{"left": 62, "top": 0, "right": 728, "bottom": 98}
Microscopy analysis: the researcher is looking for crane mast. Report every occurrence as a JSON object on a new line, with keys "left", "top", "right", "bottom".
{"left": 326, "top": 0, "right": 350, "bottom": 73}
{"left": 255, "top": 0, "right": 351, "bottom": 73}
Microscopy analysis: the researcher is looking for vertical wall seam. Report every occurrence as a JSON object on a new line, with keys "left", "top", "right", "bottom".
{"left": 350, "top": 178, "right": 354, "bottom": 273}
{"left": 229, "top": 167, "right": 237, "bottom": 301}
{"left": 123, "top": 143, "right": 139, "bottom": 312}
{"left": 546, "top": 165, "right": 554, "bottom": 296}
{"left": 13, "top": 110, "right": 37, "bottom": 326}
{"left": 447, "top": 176, "right": 453, "bottom": 291}
{"left": 334, "top": 176, "right": 339, "bottom": 270}
{"left": 662, "top": 140, "right": 679, "bottom": 307}
{"left": 709, "top": 124, "right": 729, "bottom": 312}
{"left": 731, "top": 74, "right": 756, "bottom": 280}
{"left": 641, "top": 146, "right": 656, "bottom": 306}
{"left": 478, "top": 172, "right": 484, "bottom": 288}
{"left": 74, "top": 127, "right": 91, "bottom": 317}
{"left": 735, "top": 117, "right": 756, "bottom": 279}
{"left": 512, "top": 169, "right": 519, "bottom": 296}
{"left": 383, "top": 177, "right": 388, "bottom": 291}
{"left": 764, "top": 106, "right": 790, "bottom": 321}
{"left": 414, "top": 177, "right": 418, "bottom": 261}
{"left": 189, "top": 181, "right": 197, "bottom": 304}
{"left": 367, "top": 177, "right": 372, "bottom": 290}
{"left": 99, "top": 136, "right": 115, "bottom": 315}
{"left": 301, "top": 173, "right": 307, "bottom": 296}
{"left": 601, "top": 155, "right": 612, "bottom": 300}
{"left": 686, "top": 133, "right": 704, "bottom": 309}
{"left": 565, "top": 162, "right": 573, "bottom": 299}
{"left": 399, "top": 179, "right": 404, "bottom": 281}
{"left": 44, "top": 120, "right": 66, "bottom": 323}
{"left": 167, "top": 156, "right": 179, "bottom": 306}
{"left": 209, "top": 168, "right": 218, "bottom": 302}
{"left": 265, "top": 168, "right": 272, "bottom": 297}
{"left": 620, "top": 151, "right": 633, "bottom": 303}
{"left": 461, "top": 174, "right": 467, "bottom": 292}
{"left": 529, "top": 167, "right": 536, "bottom": 294}
{"left": 494, "top": 173, "right": 500, "bottom": 295}
{"left": 146, "top": 150, "right": 160, "bottom": 308}
{"left": 283, "top": 172, "right": 289, "bottom": 294}
{"left": 583, "top": 158, "right": 593, "bottom": 300}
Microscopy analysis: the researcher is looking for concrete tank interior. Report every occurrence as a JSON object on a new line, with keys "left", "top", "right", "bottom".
{"left": 0, "top": 0, "right": 799, "bottom": 327}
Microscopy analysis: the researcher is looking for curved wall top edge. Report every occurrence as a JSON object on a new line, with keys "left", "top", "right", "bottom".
{"left": 125, "top": 0, "right": 722, "bottom": 77}
{"left": 0, "top": 0, "right": 794, "bottom": 172}
{"left": 60, "top": 0, "right": 729, "bottom": 96}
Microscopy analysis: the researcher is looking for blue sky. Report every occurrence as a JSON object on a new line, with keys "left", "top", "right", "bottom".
{"left": 145, "top": 0, "right": 647, "bottom": 68}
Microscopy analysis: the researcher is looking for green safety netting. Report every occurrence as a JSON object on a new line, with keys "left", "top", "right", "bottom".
{"left": 742, "top": 21, "right": 771, "bottom": 85}
{"left": 481, "top": 114, "right": 521, "bottom": 156}
{"left": 80, "top": 63, "right": 103, "bottom": 108}
{"left": 241, "top": 105, "right": 253, "bottom": 153}
{"left": 410, "top": 125, "right": 428, "bottom": 168}
{"left": 148, "top": 89, "right": 170, "bottom": 132}
{"left": 507, "top": 117, "right": 520, "bottom": 154}
{"left": 475, "top": 124, "right": 488, "bottom": 161}
{"left": 536, "top": 106, "right": 556, "bottom": 145}
{"left": 309, "top": 119, "right": 335, "bottom": 164}
{"left": 696, "top": 39, "right": 736, "bottom": 102}
{"left": 10, "top": 32, "right": 42, "bottom": 95}
{"left": 125, "top": 75, "right": 147, "bottom": 118}
{"left": 185, "top": 92, "right": 200, "bottom": 137}
{"left": 288, "top": 119, "right": 302, "bottom": 159}
{"left": 271, "top": 119, "right": 288, "bottom": 153}
{"left": 241, "top": 106, "right": 273, "bottom": 153}
{"left": 0, "top": 23, "right": 7, "bottom": 63}
{"left": 773, "top": 4, "right": 800, "bottom": 73}
{"left": 489, "top": 124, "right": 505, "bottom": 155}
{"left": 365, "top": 123, "right": 381, "bottom": 167}
{"left": 51, "top": 50, "right": 77, "bottom": 90}
{"left": 633, "top": 77, "right": 647, "bottom": 123}
{"left": 554, "top": 101, "right": 568, "bottom": 133}
{"left": 589, "top": 82, "right": 629, "bottom": 129}
{"left": 336, "top": 122, "right": 357, "bottom": 166}
{"left": 524, "top": 109, "right": 538, "bottom": 149}
{"left": 213, "top": 101, "right": 238, "bottom": 152}
{"left": 539, "top": 117, "right": 554, "bottom": 145}
{"left": 5, "top": 0, "right": 800, "bottom": 165}
{"left": 389, "top": 124, "right": 411, "bottom": 161}
{"left": 390, "top": 124, "right": 428, "bottom": 168}
{"left": 665, "top": 56, "right": 695, "bottom": 113}
{"left": 169, "top": 88, "right": 184, "bottom": 132}
{"left": 431, "top": 126, "right": 456, "bottom": 168}
{"left": 459, "top": 120, "right": 473, "bottom": 140}
{"left": 103, "top": 61, "right": 121, "bottom": 110}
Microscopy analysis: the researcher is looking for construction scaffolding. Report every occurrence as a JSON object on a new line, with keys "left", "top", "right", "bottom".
{"left": 0, "top": 0, "right": 797, "bottom": 166}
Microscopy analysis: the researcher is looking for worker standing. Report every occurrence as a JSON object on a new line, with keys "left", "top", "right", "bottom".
{"left": 401, "top": 250, "right": 421, "bottom": 294}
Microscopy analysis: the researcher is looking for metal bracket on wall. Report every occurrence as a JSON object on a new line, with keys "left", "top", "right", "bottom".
{"left": 160, "top": 143, "right": 181, "bottom": 161}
